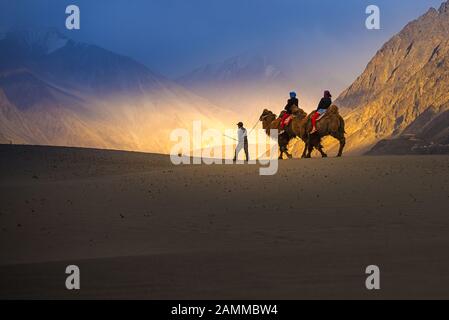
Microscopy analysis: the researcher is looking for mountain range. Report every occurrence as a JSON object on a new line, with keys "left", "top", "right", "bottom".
{"left": 1, "top": 1, "right": 449, "bottom": 156}
{"left": 0, "top": 28, "right": 234, "bottom": 153}
{"left": 336, "top": 1, "right": 449, "bottom": 155}
{"left": 178, "top": 54, "right": 296, "bottom": 119}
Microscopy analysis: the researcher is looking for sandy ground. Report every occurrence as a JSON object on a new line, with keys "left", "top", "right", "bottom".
{"left": 1, "top": 144, "right": 449, "bottom": 299}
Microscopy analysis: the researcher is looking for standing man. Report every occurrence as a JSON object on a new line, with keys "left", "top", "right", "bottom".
{"left": 234, "top": 122, "right": 249, "bottom": 162}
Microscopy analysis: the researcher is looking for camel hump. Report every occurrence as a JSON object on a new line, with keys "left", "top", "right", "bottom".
{"left": 327, "top": 104, "right": 340, "bottom": 115}
{"left": 306, "top": 105, "right": 341, "bottom": 121}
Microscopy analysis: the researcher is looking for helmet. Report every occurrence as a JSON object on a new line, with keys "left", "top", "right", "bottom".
{"left": 290, "top": 92, "right": 297, "bottom": 98}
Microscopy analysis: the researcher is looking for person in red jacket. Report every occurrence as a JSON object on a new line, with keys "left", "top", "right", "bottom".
{"left": 310, "top": 90, "right": 332, "bottom": 134}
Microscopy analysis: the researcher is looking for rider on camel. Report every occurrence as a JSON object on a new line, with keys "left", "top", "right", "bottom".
{"left": 280, "top": 92, "right": 299, "bottom": 131}
{"left": 310, "top": 90, "right": 332, "bottom": 134}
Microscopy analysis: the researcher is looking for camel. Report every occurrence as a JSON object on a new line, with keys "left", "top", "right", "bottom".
{"left": 259, "top": 105, "right": 346, "bottom": 159}
{"left": 305, "top": 105, "right": 346, "bottom": 158}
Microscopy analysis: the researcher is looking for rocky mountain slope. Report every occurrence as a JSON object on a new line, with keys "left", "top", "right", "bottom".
{"left": 0, "top": 29, "right": 234, "bottom": 153}
{"left": 335, "top": 1, "right": 449, "bottom": 155}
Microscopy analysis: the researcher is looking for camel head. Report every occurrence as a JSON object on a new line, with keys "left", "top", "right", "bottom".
{"left": 259, "top": 109, "right": 277, "bottom": 129}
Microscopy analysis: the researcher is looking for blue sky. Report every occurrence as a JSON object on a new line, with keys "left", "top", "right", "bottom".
{"left": 0, "top": 0, "right": 444, "bottom": 94}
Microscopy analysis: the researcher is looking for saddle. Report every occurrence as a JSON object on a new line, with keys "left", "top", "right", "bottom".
{"left": 316, "top": 112, "right": 327, "bottom": 122}
{"left": 279, "top": 111, "right": 294, "bottom": 127}
{"left": 309, "top": 105, "right": 340, "bottom": 122}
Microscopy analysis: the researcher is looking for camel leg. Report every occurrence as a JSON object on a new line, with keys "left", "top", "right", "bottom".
{"left": 278, "top": 140, "right": 283, "bottom": 160}
{"left": 282, "top": 139, "right": 292, "bottom": 160}
{"left": 283, "top": 145, "right": 293, "bottom": 159}
{"left": 306, "top": 142, "right": 313, "bottom": 158}
{"left": 334, "top": 135, "right": 346, "bottom": 157}
{"left": 278, "top": 137, "right": 285, "bottom": 160}
{"left": 317, "top": 144, "right": 328, "bottom": 158}
{"left": 337, "top": 137, "right": 346, "bottom": 157}
{"left": 301, "top": 147, "right": 307, "bottom": 159}
{"left": 279, "top": 146, "right": 287, "bottom": 160}
{"left": 305, "top": 136, "right": 312, "bottom": 158}
{"left": 301, "top": 141, "right": 308, "bottom": 159}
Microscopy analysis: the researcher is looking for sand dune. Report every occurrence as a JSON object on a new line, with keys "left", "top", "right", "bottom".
{"left": 1, "top": 145, "right": 449, "bottom": 299}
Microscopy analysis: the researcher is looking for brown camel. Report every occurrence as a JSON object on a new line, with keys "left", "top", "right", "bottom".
{"left": 259, "top": 105, "right": 346, "bottom": 159}
{"left": 305, "top": 105, "right": 346, "bottom": 158}
{"left": 259, "top": 107, "right": 325, "bottom": 159}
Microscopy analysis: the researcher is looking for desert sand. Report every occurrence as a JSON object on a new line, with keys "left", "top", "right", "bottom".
{"left": 1, "top": 144, "right": 449, "bottom": 299}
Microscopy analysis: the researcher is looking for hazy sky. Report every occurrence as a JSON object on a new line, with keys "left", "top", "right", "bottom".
{"left": 0, "top": 0, "right": 445, "bottom": 96}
